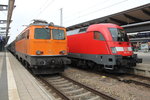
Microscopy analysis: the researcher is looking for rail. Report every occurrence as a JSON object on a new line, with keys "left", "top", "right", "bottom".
{"left": 38, "top": 74, "right": 116, "bottom": 100}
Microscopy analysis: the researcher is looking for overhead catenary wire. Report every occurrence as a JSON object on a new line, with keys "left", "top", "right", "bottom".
{"left": 25, "top": 0, "right": 55, "bottom": 24}
{"left": 38, "top": 0, "right": 49, "bottom": 12}
{"left": 15, "top": 0, "right": 56, "bottom": 35}
{"left": 36, "top": 0, "right": 55, "bottom": 19}
{"left": 64, "top": 0, "right": 112, "bottom": 20}
{"left": 27, "top": 0, "right": 48, "bottom": 19}
{"left": 64, "top": 0, "right": 128, "bottom": 23}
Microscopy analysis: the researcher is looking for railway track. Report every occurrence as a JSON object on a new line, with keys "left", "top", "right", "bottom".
{"left": 117, "top": 74, "right": 150, "bottom": 88}
{"left": 97, "top": 73, "right": 150, "bottom": 88}
{"left": 38, "top": 74, "right": 116, "bottom": 100}
{"left": 105, "top": 74, "right": 150, "bottom": 88}
{"left": 97, "top": 72, "right": 150, "bottom": 88}
{"left": 71, "top": 67, "right": 150, "bottom": 89}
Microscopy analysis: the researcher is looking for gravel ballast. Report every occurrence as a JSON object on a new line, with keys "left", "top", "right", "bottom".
{"left": 63, "top": 67, "right": 150, "bottom": 100}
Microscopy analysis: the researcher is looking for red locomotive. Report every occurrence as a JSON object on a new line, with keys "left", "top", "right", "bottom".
{"left": 67, "top": 23, "right": 142, "bottom": 73}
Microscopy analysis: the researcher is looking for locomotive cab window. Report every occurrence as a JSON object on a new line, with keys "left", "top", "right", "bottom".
{"left": 52, "top": 29, "right": 65, "bottom": 40}
{"left": 25, "top": 30, "right": 29, "bottom": 39}
{"left": 34, "top": 28, "right": 50, "bottom": 39}
{"left": 27, "top": 32, "right": 29, "bottom": 39}
{"left": 109, "top": 28, "right": 129, "bottom": 42}
{"left": 79, "top": 27, "right": 87, "bottom": 33}
{"left": 94, "top": 31, "right": 105, "bottom": 41}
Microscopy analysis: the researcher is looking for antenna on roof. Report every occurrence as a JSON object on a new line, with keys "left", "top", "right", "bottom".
{"left": 48, "top": 22, "right": 54, "bottom": 26}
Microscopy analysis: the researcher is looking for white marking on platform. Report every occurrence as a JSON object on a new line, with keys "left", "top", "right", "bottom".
{"left": 6, "top": 53, "right": 20, "bottom": 100}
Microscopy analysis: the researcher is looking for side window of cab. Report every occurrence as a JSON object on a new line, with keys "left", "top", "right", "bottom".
{"left": 26, "top": 30, "right": 30, "bottom": 39}
{"left": 94, "top": 31, "right": 105, "bottom": 41}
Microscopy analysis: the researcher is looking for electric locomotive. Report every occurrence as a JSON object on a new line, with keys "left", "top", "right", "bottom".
{"left": 8, "top": 20, "right": 70, "bottom": 74}
{"left": 67, "top": 23, "right": 142, "bottom": 73}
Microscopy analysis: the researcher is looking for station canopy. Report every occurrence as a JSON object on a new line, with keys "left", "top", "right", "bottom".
{"left": 66, "top": 3, "right": 150, "bottom": 32}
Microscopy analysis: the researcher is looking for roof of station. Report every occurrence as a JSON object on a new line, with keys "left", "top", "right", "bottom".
{"left": 66, "top": 3, "right": 150, "bottom": 31}
{"left": 0, "top": 0, "right": 15, "bottom": 39}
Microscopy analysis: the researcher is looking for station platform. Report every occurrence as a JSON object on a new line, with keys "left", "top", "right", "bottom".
{"left": 132, "top": 64, "right": 150, "bottom": 77}
{"left": 130, "top": 52, "right": 150, "bottom": 78}
{"left": 0, "top": 52, "right": 55, "bottom": 100}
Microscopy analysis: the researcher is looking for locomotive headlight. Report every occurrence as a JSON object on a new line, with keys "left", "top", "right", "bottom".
{"left": 36, "top": 50, "right": 43, "bottom": 55}
{"left": 111, "top": 47, "right": 125, "bottom": 53}
{"left": 111, "top": 47, "right": 117, "bottom": 54}
{"left": 128, "top": 47, "right": 132, "bottom": 51}
{"left": 59, "top": 50, "right": 66, "bottom": 55}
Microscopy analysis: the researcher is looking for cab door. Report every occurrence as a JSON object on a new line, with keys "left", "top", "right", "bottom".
{"left": 50, "top": 28, "right": 67, "bottom": 55}
{"left": 31, "top": 27, "right": 52, "bottom": 55}
{"left": 90, "top": 31, "right": 110, "bottom": 54}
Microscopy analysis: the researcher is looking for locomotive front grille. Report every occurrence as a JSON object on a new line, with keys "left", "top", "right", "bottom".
{"left": 29, "top": 56, "right": 71, "bottom": 66}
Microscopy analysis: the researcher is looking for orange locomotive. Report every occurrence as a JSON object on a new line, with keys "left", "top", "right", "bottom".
{"left": 9, "top": 20, "right": 70, "bottom": 74}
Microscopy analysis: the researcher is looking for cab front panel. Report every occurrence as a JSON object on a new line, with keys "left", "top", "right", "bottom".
{"left": 29, "top": 26, "right": 67, "bottom": 56}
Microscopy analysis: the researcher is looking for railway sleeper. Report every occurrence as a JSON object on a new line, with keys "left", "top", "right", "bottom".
{"left": 60, "top": 85, "right": 78, "bottom": 90}
{"left": 51, "top": 80, "right": 69, "bottom": 85}
{"left": 48, "top": 76, "right": 62, "bottom": 80}
{"left": 50, "top": 78, "right": 65, "bottom": 82}
{"left": 70, "top": 91, "right": 91, "bottom": 99}
{"left": 64, "top": 88, "right": 84, "bottom": 94}
{"left": 53, "top": 82, "right": 73, "bottom": 87}
{"left": 88, "top": 96, "right": 101, "bottom": 100}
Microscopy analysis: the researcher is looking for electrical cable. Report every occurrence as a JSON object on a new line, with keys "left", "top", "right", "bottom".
{"left": 64, "top": 0, "right": 112, "bottom": 19}
{"left": 64, "top": 0, "right": 128, "bottom": 23}
{"left": 36, "top": 0, "right": 55, "bottom": 19}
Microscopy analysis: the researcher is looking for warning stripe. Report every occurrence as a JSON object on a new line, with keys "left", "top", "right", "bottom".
{"left": 6, "top": 53, "right": 20, "bottom": 100}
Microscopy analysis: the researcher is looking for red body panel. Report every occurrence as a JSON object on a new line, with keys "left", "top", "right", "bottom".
{"left": 68, "top": 32, "right": 109, "bottom": 54}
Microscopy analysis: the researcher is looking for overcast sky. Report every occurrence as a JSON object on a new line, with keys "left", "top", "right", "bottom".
{"left": 0, "top": 0, "right": 150, "bottom": 44}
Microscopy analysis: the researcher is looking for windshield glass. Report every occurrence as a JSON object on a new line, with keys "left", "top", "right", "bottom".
{"left": 34, "top": 28, "right": 50, "bottom": 39}
{"left": 109, "top": 28, "right": 129, "bottom": 42}
{"left": 52, "top": 29, "right": 65, "bottom": 40}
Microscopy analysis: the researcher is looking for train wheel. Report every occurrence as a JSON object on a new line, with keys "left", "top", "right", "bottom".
{"left": 24, "top": 61, "right": 29, "bottom": 68}
{"left": 95, "top": 65, "right": 102, "bottom": 71}
{"left": 87, "top": 61, "right": 95, "bottom": 70}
